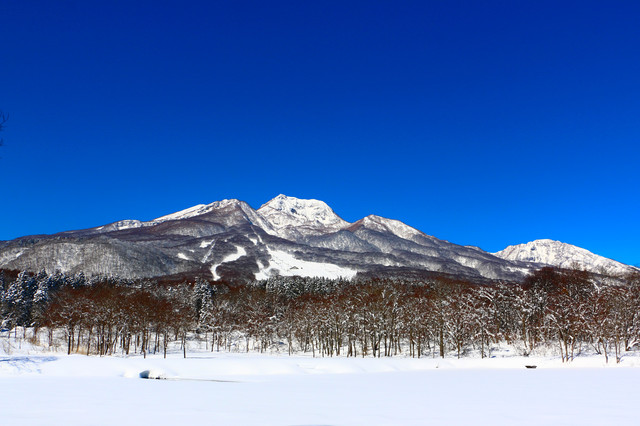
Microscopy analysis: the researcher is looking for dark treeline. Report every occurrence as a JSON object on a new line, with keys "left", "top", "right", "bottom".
{"left": 1, "top": 268, "right": 639, "bottom": 362}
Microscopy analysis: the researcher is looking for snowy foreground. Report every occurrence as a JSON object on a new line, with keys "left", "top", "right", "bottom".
{"left": 2, "top": 344, "right": 640, "bottom": 425}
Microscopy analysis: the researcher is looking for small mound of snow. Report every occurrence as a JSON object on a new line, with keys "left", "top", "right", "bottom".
{"left": 139, "top": 369, "right": 166, "bottom": 380}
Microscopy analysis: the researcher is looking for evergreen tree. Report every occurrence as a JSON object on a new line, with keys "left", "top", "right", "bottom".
{"left": 32, "top": 270, "right": 54, "bottom": 327}
{"left": 3, "top": 271, "right": 37, "bottom": 327}
{"left": 193, "top": 278, "right": 215, "bottom": 328}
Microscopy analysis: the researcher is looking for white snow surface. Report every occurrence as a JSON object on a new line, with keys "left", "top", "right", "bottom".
{"left": 494, "top": 239, "right": 635, "bottom": 275}
{"left": 2, "top": 340, "right": 640, "bottom": 426}
{"left": 256, "top": 247, "right": 357, "bottom": 280}
{"left": 199, "top": 239, "right": 214, "bottom": 248}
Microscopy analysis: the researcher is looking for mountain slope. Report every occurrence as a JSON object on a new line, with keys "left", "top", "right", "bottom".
{"left": 493, "top": 239, "right": 635, "bottom": 275}
{"left": 257, "top": 194, "right": 348, "bottom": 241}
{"left": 1, "top": 196, "right": 632, "bottom": 282}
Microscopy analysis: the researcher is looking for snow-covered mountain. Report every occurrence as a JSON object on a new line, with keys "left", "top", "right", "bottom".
{"left": 0, "top": 195, "right": 634, "bottom": 282}
{"left": 493, "top": 239, "right": 636, "bottom": 275}
{"left": 257, "top": 194, "right": 348, "bottom": 241}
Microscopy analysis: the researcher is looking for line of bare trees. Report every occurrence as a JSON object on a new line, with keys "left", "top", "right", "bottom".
{"left": 2, "top": 267, "right": 639, "bottom": 362}
{"left": 42, "top": 284, "right": 194, "bottom": 358}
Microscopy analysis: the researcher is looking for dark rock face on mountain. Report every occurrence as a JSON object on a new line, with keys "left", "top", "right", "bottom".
{"left": 1, "top": 195, "right": 632, "bottom": 282}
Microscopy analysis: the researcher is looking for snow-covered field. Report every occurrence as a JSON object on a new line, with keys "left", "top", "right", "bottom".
{"left": 2, "top": 338, "right": 640, "bottom": 426}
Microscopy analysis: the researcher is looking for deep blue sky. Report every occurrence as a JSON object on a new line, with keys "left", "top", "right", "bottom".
{"left": 1, "top": 1, "right": 639, "bottom": 265}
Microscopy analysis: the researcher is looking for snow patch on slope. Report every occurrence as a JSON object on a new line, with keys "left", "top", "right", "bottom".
{"left": 255, "top": 247, "right": 357, "bottom": 280}
{"left": 95, "top": 220, "right": 145, "bottom": 232}
{"left": 210, "top": 246, "right": 247, "bottom": 280}
{"left": 200, "top": 240, "right": 214, "bottom": 248}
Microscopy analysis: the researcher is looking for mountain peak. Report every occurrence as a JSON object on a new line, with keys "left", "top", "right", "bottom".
{"left": 4, "top": 194, "right": 635, "bottom": 283}
{"left": 153, "top": 199, "right": 245, "bottom": 223}
{"left": 258, "top": 195, "right": 348, "bottom": 238}
{"left": 494, "top": 239, "right": 633, "bottom": 275}
{"left": 348, "top": 214, "right": 425, "bottom": 241}
{"left": 260, "top": 194, "right": 330, "bottom": 209}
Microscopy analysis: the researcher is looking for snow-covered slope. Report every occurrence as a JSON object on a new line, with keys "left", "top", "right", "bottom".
{"left": 2, "top": 195, "right": 635, "bottom": 282}
{"left": 94, "top": 219, "right": 146, "bottom": 232}
{"left": 494, "top": 239, "right": 635, "bottom": 275}
{"left": 255, "top": 247, "right": 357, "bottom": 280}
{"left": 153, "top": 199, "right": 274, "bottom": 231}
{"left": 348, "top": 215, "right": 426, "bottom": 242}
{"left": 79, "top": 199, "right": 275, "bottom": 238}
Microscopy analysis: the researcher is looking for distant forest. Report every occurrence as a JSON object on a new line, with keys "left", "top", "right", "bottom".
{"left": 1, "top": 268, "right": 639, "bottom": 363}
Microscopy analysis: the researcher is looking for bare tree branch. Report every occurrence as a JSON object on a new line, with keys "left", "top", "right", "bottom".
{"left": 0, "top": 111, "right": 7, "bottom": 147}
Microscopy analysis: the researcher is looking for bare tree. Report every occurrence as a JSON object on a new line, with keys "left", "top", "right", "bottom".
{"left": 0, "top": 111, "right": 7, "bottom": 147}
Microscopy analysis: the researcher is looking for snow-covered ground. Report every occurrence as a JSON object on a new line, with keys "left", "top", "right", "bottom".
{"left": 2, "top": 337, "right": 640, "bottom": 425}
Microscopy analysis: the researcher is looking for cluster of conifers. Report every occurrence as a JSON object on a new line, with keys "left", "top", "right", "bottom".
{"left": 1, "top": 267, "right": 639, "bottom": 363}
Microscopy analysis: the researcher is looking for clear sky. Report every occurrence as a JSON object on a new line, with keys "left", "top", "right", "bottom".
{"left": 1, "top": 1, "right": 639, "bottom": 266}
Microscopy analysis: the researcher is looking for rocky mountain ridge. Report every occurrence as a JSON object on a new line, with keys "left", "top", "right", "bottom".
{"left": 0, "top": 195, "right": 635, "bottom": 282}
{"left": 493, "top": 239, "right": 635, "bottom": 276}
